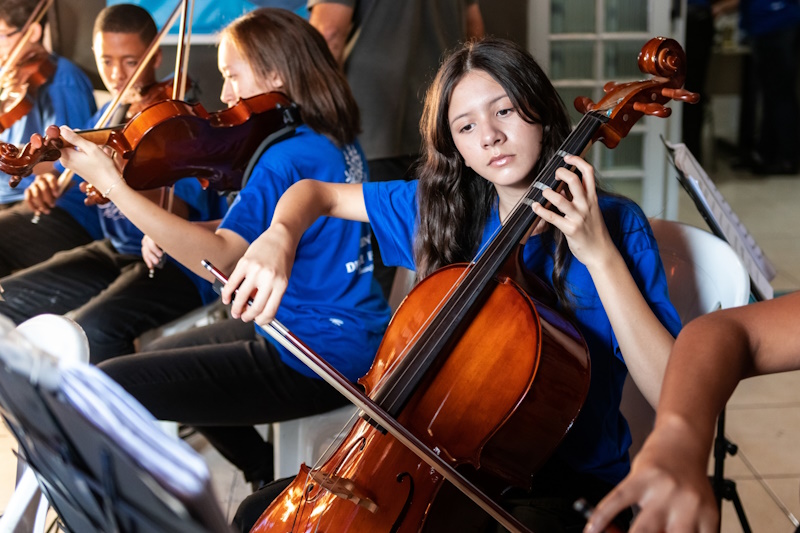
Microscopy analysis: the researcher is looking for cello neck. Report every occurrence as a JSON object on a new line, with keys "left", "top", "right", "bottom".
{"left": 372, "top": 111, "right": 609, "bottom": 416}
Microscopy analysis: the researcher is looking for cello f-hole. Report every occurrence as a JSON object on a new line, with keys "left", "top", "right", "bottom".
{"left": 389, "top": 472, "right": 415, "bottom": 533}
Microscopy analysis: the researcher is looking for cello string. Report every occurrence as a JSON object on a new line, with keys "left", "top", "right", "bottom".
{"left": 368, "top": 112, "right": 603, "bottom": 408}
{"left": 293, "top": 112, "right": 606, "bottom": 516}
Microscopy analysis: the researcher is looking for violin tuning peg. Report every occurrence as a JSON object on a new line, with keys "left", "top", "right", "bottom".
{"left": 661, "top": 87, "right": 700, "bottom": 104}
{"left": 632, "top": 102, "right": 672, "bottom": 118}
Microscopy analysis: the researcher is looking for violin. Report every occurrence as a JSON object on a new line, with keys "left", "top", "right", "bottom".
{"left": 0, "top": 0, "right": 55, "bottom": 133}
{"left": 247, "top": 37, "right": 698, "bottom": 532}
{"left": 0, "top": 91, "right": 302, "bottom": 200}
{"left": 0, "top": 50, "right": 55, "bottom": 133}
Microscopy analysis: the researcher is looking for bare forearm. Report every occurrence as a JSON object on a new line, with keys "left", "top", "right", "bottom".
{"left": 105, "top": 185, "right": 242, "bottom": 280}
{"left": 657, "top": 292, "right": 800, "bottom": 436}
{"left": 308, "top": 3, "right": 353, "bottom": 64}
{"left": 465, "top": 4, "right": 485, "bottom": 39}
{"left": 587, "top": 250, "right": 674, "bottom": 406}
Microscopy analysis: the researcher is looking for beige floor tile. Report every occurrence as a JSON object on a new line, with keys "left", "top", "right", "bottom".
{"left": 723, "top": 406, "right": 800, "bottom": 477}
{"left": 761, "top": 476, "right": 800, "bottom": 529}
{"left": 184, "top": 431, "right": 248, "bottom": 522}
{"left": 729, "top": 371, "right": 800, "bottom": 407}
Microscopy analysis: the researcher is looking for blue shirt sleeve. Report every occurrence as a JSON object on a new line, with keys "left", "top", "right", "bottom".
{"left": 0, "top": 55, "right": 96, "bottom": 204}
{"left": 362, "top": 180, "right": 419, "bottom": 271}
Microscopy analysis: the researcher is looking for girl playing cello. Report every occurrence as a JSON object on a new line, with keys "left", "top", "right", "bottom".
{"left": 227, "top": 37, "right": 682, "bottom": 531}
{"left": 54, "top": 7, "right": 390, "bottom": 491}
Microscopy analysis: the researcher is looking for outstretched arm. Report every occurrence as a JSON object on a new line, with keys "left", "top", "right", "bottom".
{"left": 308, "top": 2, "right": 354, "bottom": 65}
{"left": 57, "top": 126, "right": 247, "bottom": 280}
{"left": 533, "top": 154, "right": 674, "bottom": 406}
{"left": 586, "top": 291, "right": 800, "bottom": 533}
{"left": 223, "top": 178, "right": 368, "bottom": 324}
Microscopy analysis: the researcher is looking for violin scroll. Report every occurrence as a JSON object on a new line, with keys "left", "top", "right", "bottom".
{"left": 573, "top": 37, "right": 699, "bottom": 149}
{"left": 0, "top": 127, "right": 63, "bottom": 185}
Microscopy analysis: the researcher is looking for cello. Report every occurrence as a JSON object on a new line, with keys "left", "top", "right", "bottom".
{"left": 240, "top": 37, "right": 698, "bottom": 532}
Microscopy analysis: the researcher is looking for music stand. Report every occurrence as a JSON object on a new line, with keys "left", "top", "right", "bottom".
{"left": 664, "top": 139, "right": 776, "bottom": 533}
{"left": 0, "top": 315, "right": 233, "bottom": 533}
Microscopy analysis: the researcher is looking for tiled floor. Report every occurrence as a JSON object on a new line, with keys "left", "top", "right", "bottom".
{"left": 1, "top": 148, "right": 799, "bottom": 531}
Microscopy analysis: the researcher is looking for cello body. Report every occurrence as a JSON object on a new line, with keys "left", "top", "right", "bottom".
{"left": 252, "top": 254, "right": 590, "bottom": 531}
{"left": 251, "top": 36, "right": 698, "bottom": 532}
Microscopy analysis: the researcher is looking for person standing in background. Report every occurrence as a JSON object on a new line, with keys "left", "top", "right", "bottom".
{"left": 741, "top": 0, "right": 800, "bottom": 175}
{"left": 307, "top": 0, "right": 485, "bottom": 297}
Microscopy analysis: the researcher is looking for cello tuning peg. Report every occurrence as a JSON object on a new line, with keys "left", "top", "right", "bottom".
{"left": 632, "top": 102, "right": 672, "bottom": 118}
{"left": 573, "top": 96, "right": 597, "bottom": 114}
{"left": 661, "top": 87, "right": 700, "bottom": 104}
{"left": 602, "top": 81, "right": 621, "bottom": 93}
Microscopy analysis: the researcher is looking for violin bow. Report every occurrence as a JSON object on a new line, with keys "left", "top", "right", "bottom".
{"left": 201, "top": 259, "right": 535, "bottom": 532}
{"left": 0, "top": 0, "right": 52, "bottom": 82}
{"left": 147, "top": 0, "right": 194, "bottom": 278}
{"left": 260, "top": 319, "right": 536, "bottom": 533}
{"left": 52, "top": 0, "right": 185, "bottom": 197}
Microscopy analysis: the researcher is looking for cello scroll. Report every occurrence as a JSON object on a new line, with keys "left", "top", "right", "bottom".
{"left": 574, "top": 37, "right": 699, "bottom": 149}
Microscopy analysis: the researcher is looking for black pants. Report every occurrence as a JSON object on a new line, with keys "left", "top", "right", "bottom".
{"left": 683, "top": 4, "right": 714, "bottom": 163}
{"left": 0, "top": 239, "right": 202, "bottom": 362}
{"left": 0, "top": 204, "right": 94, "bottom": 277}
{"left": 751, "top": 25, "right": 800, "bottom": 167}
{"left": 99, "top": 318, "right": 350, "bottom": 483}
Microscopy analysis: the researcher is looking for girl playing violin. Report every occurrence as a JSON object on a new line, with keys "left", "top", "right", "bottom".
{"left": 54, "top": 8, "right": 391, "bottom": 491}
{"left": 227, "top": 37, "right": 682, "bottom": 531}
{"left": 0, "top": 4, "right": 226, "bottom": 361}
{"left": 0, "top": 0, "right": 96, "bottom": 208}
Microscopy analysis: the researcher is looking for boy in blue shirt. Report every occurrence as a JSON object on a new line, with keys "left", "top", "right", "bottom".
{"left": 0, "top": 4, "right": 228, "bottom": 363}
{"left": 0, "top": 0, "right": 95, "bottom": 208}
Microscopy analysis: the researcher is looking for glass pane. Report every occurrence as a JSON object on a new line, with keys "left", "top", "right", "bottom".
{"left": 604, "top": 40, "right": 647, "bottom": 79}
{"left": 598, "top": 132, "right": 644, "bottom": 170}
{"left": 605, "top": 0, "right": 647, "bottom": 32}
{"left": 551, "top": 0, "right": 595, "bottom": 33}
{"left": 601, "top": 178, "right": 643, "bottom": 205}
{"left": 550, "top": 41, "right": 595, "bottom": 80}
{"left": 555, "top": 86, "right": 597, "bottom": 126}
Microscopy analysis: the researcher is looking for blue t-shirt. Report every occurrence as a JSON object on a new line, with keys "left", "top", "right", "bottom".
{"left": 740, "top": 0, "right": 800, "bottom": 36}
{"left": 53, "top": 106, "right": 112, "bottom": 241}
{"left": 362, "top": 179, "right": 682, "bottom": 484}
{"left": 0, "top": 55, "right": 96, "bottom": 204}
{"left": 219, "top": 124, "right": 391, "bottom": 382}
{"left": 98, "top": 179, "right": 229, "bottom": 304}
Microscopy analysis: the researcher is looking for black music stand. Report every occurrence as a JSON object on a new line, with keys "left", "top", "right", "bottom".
{"left": 0, "top": 316, "right": 233, "bottom": 533}
{"left": 665, "top": 139, "right": 772, "bottom": 533}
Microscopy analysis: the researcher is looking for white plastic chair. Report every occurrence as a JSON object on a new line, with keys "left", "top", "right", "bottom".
{"left": 621, "top": 219, "right": 751, "bottom": 456}
{"left": 1, "top": 314, "right": 89, "bottom": 533}
{"left": 271, "top": 267, "right": 417, "bottom": 479}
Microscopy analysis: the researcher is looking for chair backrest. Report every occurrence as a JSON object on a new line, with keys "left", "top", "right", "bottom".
{"left": 0, "top": 315, "right": 233, "bottom": 533}
{"left": 649, "top": 218, "right": 751, "bottom": 321}
{"left": 622, "top": 219, "right": 751, "bottom": 456}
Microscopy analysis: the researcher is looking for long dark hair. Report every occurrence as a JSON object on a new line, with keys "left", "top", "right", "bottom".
{"left": 415, "top": 37, "right": 577, "bottom": 306}
{"left": 221, "top": 8, "right": 360, "bottom": 146}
